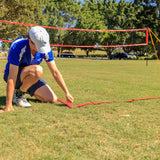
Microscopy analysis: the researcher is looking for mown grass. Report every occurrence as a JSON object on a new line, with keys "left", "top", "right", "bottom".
{"left": 0, "top": 59, "right": 160, "bottom": 160}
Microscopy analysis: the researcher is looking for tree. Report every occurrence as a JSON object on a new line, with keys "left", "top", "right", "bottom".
{"left": 39, "top": 0, "right": 81, "bottom": 55}
{"left": 0, "top": 0, "right": 159, "bottom": 57}
{"left": 0, "top": 0, "right": 42, "bottom": 40}
{"left": 133, "top": 0, "right": 160, "bottom": 56}
{"left": 70, "top": 0, "right": 106, "bottom": 56}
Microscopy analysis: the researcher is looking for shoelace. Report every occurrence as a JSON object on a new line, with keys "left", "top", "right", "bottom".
{"left": 21, "top": 96, "right": 28, "bottom": 103}
{"left": 16, "top": 94, "right": 28, "bottom": 103}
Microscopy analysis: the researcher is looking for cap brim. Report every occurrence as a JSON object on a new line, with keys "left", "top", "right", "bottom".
{"left": 36, "top": 43, "right": 51, "bottom": 53}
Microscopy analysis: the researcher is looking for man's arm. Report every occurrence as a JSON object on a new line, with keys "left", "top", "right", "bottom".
{"left": 46, "top": 61, "right": 74, "bottom": 103}
{"left": 0, "top": 64, "right": 19, "bottom": 113}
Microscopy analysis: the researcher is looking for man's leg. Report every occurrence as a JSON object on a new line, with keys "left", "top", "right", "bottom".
{"left": 14, "top": 65, "right": 43, "bottom": 108}
{"left": 20, "top": 65, "right": 43, "bottom": 92}
{"left": 33, "top": 84, "right": 57, "bottom": 103}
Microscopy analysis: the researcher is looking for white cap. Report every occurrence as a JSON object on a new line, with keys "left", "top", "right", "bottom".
{"left": 29, "top": 26, "right": 51, "bottom": 53}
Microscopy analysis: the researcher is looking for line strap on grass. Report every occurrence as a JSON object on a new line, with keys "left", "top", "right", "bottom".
{"left": 57, "top": 96, "right": 160, "bottom": 108}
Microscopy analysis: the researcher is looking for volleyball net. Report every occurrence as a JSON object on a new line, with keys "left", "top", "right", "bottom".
{"left": 0, "top": 20, "right": 149, "bottom": 49}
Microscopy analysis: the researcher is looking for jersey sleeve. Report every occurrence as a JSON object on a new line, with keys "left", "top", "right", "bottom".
{"left": 44, "top": 50, "right": 54, "bottom": 62}
{"left": 8, "top": 43, "right": 21, "bottom": 66}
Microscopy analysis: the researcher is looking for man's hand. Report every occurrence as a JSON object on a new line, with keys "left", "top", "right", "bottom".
{"left": 0, "top": 106, "right": 14, "bottom": 114}
{"left": 66, "top": 93, "right": 74, "bottom": 103}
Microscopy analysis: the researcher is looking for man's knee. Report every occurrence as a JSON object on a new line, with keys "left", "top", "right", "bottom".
{"left": 35, "top": 93, "right": 58, "bottom": 103}
{"left": 22, "top": 65, "right": 43, "bottom": 80}
{"left": 45, "top": 95, "right": 58, "bottom": 103}
{"left": 50, "top": 95, "right": 58, "bottom": 103}
{"left": 35, "top": 65, "right": 43, "bottom": 78}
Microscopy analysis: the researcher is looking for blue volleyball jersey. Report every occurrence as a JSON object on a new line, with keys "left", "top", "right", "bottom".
{"left": 4, "top": 38, "right": 54, "bottom": 75}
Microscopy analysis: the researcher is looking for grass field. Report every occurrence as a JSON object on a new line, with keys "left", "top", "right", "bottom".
{"left": 0, "top": 59, "right": 160, "bottom": 160}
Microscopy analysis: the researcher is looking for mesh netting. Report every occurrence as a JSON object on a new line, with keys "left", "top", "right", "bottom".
{"left": 0, "top": 20, "right": 148, "bottom": 48}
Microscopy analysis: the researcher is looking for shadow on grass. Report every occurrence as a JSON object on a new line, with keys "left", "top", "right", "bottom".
{"left": 27, "top": 98, "right": 69, "bottom": 108}
{"left": 0, "top": 96, "right": 6, "bottom": 105}
{"left": 27, "top": 98, "right": 43, "bottom": 103}
{"left": 56, "top": 103, "right": 69, "bottom": 108}
{"left": 0, "top": 97, "right": 69, "bottom": 109}
{"left": 0, "top": 96, "right": 6, "bottom": 109}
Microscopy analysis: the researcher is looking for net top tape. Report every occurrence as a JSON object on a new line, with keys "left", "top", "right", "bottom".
{"left": 0, "top": 20, "right": 148, "bottom": 32}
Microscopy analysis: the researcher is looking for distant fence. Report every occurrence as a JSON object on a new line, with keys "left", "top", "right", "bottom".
{"left": 0, "top": 51, "right": 8, "bottom": 59}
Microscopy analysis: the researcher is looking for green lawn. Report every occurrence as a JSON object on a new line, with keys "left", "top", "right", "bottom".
{"left": 0, "top": 59, "right": 160, "bottom": 160}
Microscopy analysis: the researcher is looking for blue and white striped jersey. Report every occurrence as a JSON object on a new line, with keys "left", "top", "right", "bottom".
{"left": 4, "top": 38, "right": 54, "bottom": 74}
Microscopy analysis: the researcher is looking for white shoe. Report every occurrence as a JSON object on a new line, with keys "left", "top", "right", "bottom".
{"left": 13, "top": 90, "right": 31, "bottom": 108}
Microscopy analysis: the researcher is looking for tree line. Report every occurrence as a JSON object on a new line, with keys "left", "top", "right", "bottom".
{"left": 0, "top": 0, "right": 159, "bottom": 57}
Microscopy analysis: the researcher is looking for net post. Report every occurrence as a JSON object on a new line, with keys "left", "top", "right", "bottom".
{"left": 146, "top": 28, "right": 149, "bottom": 66}
{"left": 146, "top": 28, "right": 149, "bottom": 45}
{"left": 146, "top": 45, "right": 149, "bottom": 66}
